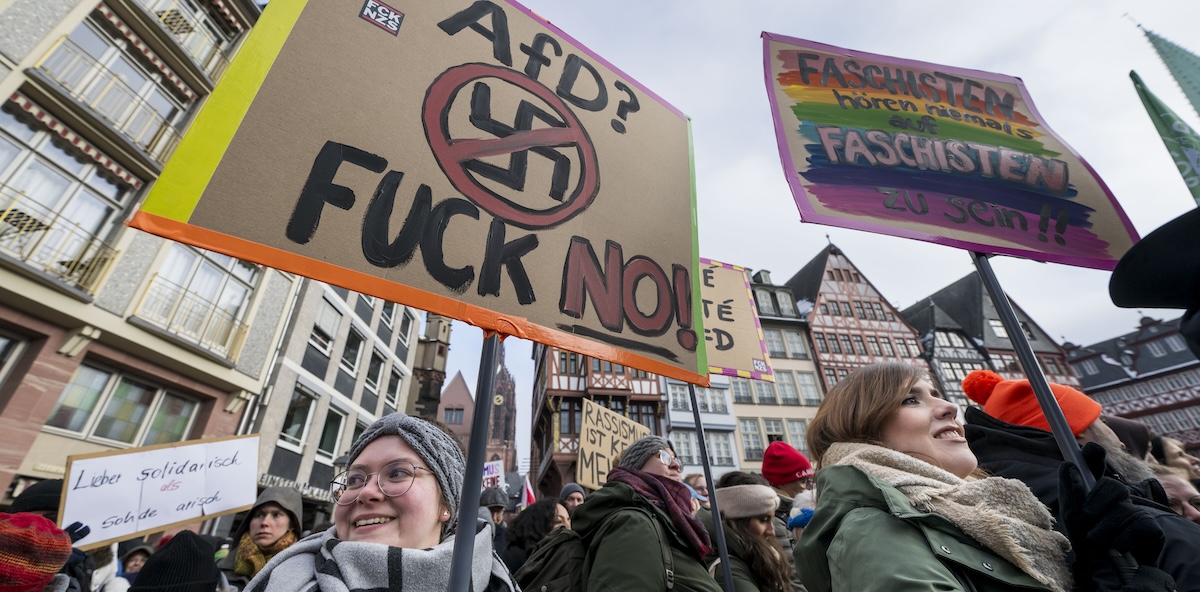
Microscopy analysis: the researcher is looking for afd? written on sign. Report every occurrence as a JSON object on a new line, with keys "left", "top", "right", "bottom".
{"left": 576, "top": 399, "right": 650, "bottom": 489}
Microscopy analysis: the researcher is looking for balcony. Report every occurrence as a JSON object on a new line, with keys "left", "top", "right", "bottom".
{"left": 36, "top": 37, "right": 183, "bottom": 165}
{"left": 0, "top": 190, "right": 117, "bottom": 295}
{"left": 134, "top": 0, "right": 235, "bottom": 81}
{"left": 134, "top": 274, "right": 249, "bottom": 359}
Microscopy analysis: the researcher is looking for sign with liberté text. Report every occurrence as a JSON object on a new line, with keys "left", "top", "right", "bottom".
{"left": 699, "top": 258, "right": 773, "bottom": 381}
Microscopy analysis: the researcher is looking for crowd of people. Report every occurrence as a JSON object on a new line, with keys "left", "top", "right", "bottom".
{"left": 4, "top": 364, "right": 1200, "bottom": 591}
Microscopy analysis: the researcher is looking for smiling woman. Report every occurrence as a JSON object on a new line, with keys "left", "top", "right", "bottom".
{"left": 245, "top": 412, "right": 518, "bottom": 592}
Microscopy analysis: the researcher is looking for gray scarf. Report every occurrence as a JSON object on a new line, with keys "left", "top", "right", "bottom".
{"left": 246, "top": 521, "right": 516, "bottom": 592}
{"left": 825, "top": 442, "right": 1073, "bottom": 592}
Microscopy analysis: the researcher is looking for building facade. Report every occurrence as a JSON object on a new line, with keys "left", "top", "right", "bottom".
{"left": 529, "top": 344, "right": 663, "bottom": 498}
{"left": 486, "top": 342, "right": 518, "bottom": 473}
{"left": 665, "top": 376, "right": 739, "bottom": 479}
{"left": 0, "top": 0, "right": 273, "bottom": 508}
{"left": 901, "top": 300, "right": 991, "bottom": 408}
{"left": 437, "top": 370, "right": 475, "bottom": 445}
{"left": 1066, "top": 316, "right": 1200, "bottom": 449}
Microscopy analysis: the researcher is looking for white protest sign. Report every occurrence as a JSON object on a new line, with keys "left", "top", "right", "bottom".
{"left": 59, "top": 434, "right": 259, "bottom": 550}
{"left": 482, "top": 460, "right": 504, "bottom": 491}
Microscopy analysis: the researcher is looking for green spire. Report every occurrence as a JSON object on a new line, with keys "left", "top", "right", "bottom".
{"left": 1142, "top": 27, "right": 1200, "bottom": 121}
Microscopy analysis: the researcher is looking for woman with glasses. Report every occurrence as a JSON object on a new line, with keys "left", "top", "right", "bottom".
{"left": 572, "top": 435, "right": 722, "bottom": 591}
{"left": 246, "top": 412, "right": 518, "bottom": 592}
{"left": 216, "top": 486, "right": 303, "bottom": 589}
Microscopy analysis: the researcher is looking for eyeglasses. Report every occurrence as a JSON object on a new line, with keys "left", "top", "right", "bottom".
{"left": 330, "top": 460, "right": 434, "bottom": 506}
{"left": 659, "top": 449, "right": 682, "bottom": 471}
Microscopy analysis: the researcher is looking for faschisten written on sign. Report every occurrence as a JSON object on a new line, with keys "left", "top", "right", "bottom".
{"left": 58, "top": 434, "right": 259, "bottom": 550}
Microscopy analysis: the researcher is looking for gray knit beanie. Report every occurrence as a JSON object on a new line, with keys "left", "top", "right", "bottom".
{"left": 616, "top": 436, "right": 673, "bottom": 471}
{"left": 559, "top": 482, "right": 586, "bottom": 501}
{"left": 345, "top": 412, "right": 466, "bottom": 531}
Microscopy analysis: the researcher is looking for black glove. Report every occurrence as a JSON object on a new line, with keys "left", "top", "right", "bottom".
{"left": 62, "top": 521, "right": 90, "bottom": 543}
{"left": 1058, "top": 443, "right": 1176, "bottom": 591}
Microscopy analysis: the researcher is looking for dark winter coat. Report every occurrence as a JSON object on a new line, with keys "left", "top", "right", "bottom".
{"left": 965, "top": 406, "right": 1200, "bottom": 592}
{"left": 794, "top": 465, "right": 1055, "bottom": 592}
{"left": 572, "top": 481, "right": 721, "bottom": 592}
{"left": 216, "top": 487, "right": 304, "bottom": 590}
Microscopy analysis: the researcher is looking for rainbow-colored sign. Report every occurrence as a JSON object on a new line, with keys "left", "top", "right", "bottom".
{"left": 763, "top": 33, "right": 1138, "bottom": 270}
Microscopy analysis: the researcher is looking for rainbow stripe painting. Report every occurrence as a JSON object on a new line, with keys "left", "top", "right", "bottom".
{"left": 762, "top": 33, "right": 1138, "bottom": 270}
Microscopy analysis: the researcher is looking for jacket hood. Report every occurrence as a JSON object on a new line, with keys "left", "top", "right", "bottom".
{"left": 964, "top": 407, "right": 1065, "bottom": 511}
{"left": 234, "top": 486, "right": 304, "bottom": 541}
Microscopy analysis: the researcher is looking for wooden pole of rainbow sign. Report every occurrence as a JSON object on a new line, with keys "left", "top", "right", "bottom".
{"left": 125, "top": 2, "right": 708, "bottom": 590}
{"left": 761, "top": 32, "right": 1141, "bottom": 490}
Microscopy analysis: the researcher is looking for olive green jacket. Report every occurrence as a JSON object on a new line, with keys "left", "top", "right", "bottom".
{"left": 794, "top": 466, "right": 1054, "bottom": 592}
{"left": 572, "top": 481, "right": 721, "bottom": 592}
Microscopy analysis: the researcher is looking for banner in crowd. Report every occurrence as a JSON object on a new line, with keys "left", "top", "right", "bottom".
{"left": 58, "top": 435, "right": 259, "bottom": 550}
{"left": 576, "top": 398, "right": 650, "bottom": 489}
{"left": 762, "top": 33, "right": 1139, "bottom": 270}
{"left": 129, "top": 0, "right": 707, "bottom": 384}
{"left": 699, "top": 258, "right": 773, "bottom": 381}
{"left": 482, "top": 460, "right": 504, "bottom": 491}
{"left": 1131, "top": 70, "right": 1200, "bottom": 206}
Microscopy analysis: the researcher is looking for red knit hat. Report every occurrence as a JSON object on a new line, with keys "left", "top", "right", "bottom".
{"left": 962, "top": 369, "right": 1101, "bottom": 436}
{"left": 0, "top": 512, "right": 73, "bottom": 592}
{"left": 761, "top": 441, "right": 813, "bottom": 487}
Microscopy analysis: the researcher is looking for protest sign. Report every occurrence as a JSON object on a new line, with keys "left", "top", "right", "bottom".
{"left": 128, "top": 0, "right": 706, "bottom": 384}
{"left": 576, "top": 399, "right": 649, "bottom": 489}
{"left": 762, "top": 34, "right": 1139, "bottom": 270}
{"left": 58, "top": 435, "right": 259, "bottom": 550}
{"left": 699, "top": 258, "right": 773, "bottom": 381}
{"left": 482, "top": 460, "right": 504, "bottom": 491}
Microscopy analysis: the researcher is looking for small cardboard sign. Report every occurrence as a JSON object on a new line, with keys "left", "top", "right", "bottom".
{"left": 576, "top": 399, "right": 650, "bottom": 489}
{"left": 482, "top": 460, "right": 504, "bottom": 491}
{"left": 699, "top": 258, "right": 774, "bottom": 381}
{"left": 128, "top": 0, "right": 707, "bottom": 384}
{"left": 58, "top": 435, "right": 259, "bottom": 550}
{"left": 762, "top": 33, "right": 1139, "bottom": 270}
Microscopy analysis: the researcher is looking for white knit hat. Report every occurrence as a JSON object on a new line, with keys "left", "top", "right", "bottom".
{"left": 715, "top": 484, "right": 779, "bottom": 519}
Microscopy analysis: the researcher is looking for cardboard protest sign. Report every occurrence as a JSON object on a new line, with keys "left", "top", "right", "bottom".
{"left": 699, "top": 258, "right": 773, "bottom": 381}
{"left": 482, "top": 460, "right": 504, "bottom": 491}
{"left": 576, "top": 398, "right": 650, "bottom": 489}
{"left": 58, "top": 435, "right": 259, "bottom": 550}
{"left": 128, "top": 0, "right": 707, "bottom": 384}
{"left": 762, "top": 34, "right": 1139, "bottom": 271}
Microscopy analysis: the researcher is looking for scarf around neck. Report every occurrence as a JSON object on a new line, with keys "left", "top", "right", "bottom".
{"left": 235, "top": 530, "right": 297, "bottom": 578}
{"left": 607, "top": 466, "right": 712, "bottom": 560}
{"left": 245, "top": 521, "right": 515, "bottom": 592}
{"left": 824, "top": 442, "right": 1072, "bottom": 592}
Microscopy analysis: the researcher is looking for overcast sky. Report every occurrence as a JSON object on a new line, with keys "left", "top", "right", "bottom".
{"left": 435, "top": 0, "right": 1200, "bottom": 472}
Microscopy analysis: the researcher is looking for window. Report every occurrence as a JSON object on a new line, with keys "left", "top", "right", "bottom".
{"left": 995, "top": 353, "right": 1020, "bottom": 373}
{"left": 559, "top": 398, "right": 583, "bottom": 435}
{"left": 826, "top": 270, "right": 836, "bottom": 280}
{"left": 696, "top": 386, "right": 728, "bottom": 414}
{"left": 936, "top": 332, "right": 951, "bottom": 347}
{"left": 894, "top": 338, "right": 910, "bottom": 358}
{"left": 278, "top": 388, "right": 316, "bottom": 447}
{"left": 826, "top": 301, "right": 839, "bottom": 316}
{"left": 879, "top": 337, "right": 895, "bottom": 356}
{"left": 443, "top": 407, "right": 464, "bottom": 425}
{"left": 1166, "top": 335, "right": 1188, "bottom": 353}
{"left": 872, "top": 302, "right": 887, "bottom": 320}
{"left": 341, "top": 331, "right": 365, "bottom": 374}
{"left": 316, "top": 408, "right": 345, "bottom": 460}
{"left": 629, "top": 403, "right": 658, "bottom": 435}
{"left": 754, "top": 381, "right": 777, "bottom": 405}
{"left": 670, "top": 430, "right": 697, "bottom": 465}
{"left": 364, "top": 351, "right": 385, "bottom": 391}
{"left": 851, "top": 335, "right": 867, "bottom": 355}
{"left": 706, "top": 432, "right": 735, "bottom": 466}
{"left": 755, "top": 290, "right": 776, "bottom": 315}
{"left": 827, "top": 334, "right": 842, "bottom": 354}
{"left": 309, "top": 300, "right": 341, "bottom": 355}
{"left": 824, "top": 368, "right": 839, "bottom": 387}
{"left": 819, "top": 303, "right": 829, "bottom": 315}
{"left": 763, "top": 418, "right": 785, "bottom": 443}
{"left": 785, "top": 331, "right": 808, "bottom": 358}
{"left": 731, "top": 378, "right": 754, "bottom": 403}
{"left": 398, "top": 311, "right": 415, "bottom": 344}
{"left": 380, "top": 301, "right": 397, "bottom": 327}
{"left": 776, "top": 372, "right": 800, "bottom": 405}
{"left": 0, "top": 332, "right": 26, "bottom": 390}
{"left": 833, "top": 269, "right": 844, "bottom": 281}
{"left": 1020, "top": 322, "right": 1037, "bottom": 340}
{"left": 948, "top": 332, "right": 967, "bottom": 347}
{"left": 739, "top": 419, "right": 763, "bottom": 460}
{"left": 797, "top": 372, "right": 822, "bottom": 405}
{"left": 854, "top": 301, "right": 867, "bottom": 319}
{"left": 787, "top": 419, "right": 809, "bottom": 454}
{"left": 777, "top": 292, "right": 795, "bottom": 316}
{"left": 669, "top": 383, "right": 691, "bottom": 411}
{"left": 1041, "top": 357, "right": 1064, "bottom": 376}
{"left": 764, "top": 329, "right": 786, "bottom": 358}
{"left": 866, "top": 336, "right": 881, "bottom": 355}
{"left": 385, "top": 370, "right": 403, "bottom": 408}
{"left": 1147, "top": 340, "right": 1168, "bottom": 358}
{"left": 595, "top": 395, "right": 626, "bottom": 416}
{"left": 45, "top": 364, "right": 198, "bottom": 446}
{"left": 559, "top": 351, "right": 583, "bottom": 375}
{"left": 906, "top": 339, "right": 921, "bottom": 358}
{"left": 988, "top": 319, "right": 1009, "bottom": 339}
{"left": 839, "top": 302, "right": 853, "bottom": 317}
{"left": 813, "top": 333, "right": 828, "bottom": 353}
{"left": 840, "top": 335, "right": 854, "bottom": 355}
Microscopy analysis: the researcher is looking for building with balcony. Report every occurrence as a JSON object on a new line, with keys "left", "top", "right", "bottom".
{"left": 911, "top": 274, "right": 1080, "bottom": 390}
{"left": 0, "top": 0, "right": 270, "bottom": 509}
{"left": 785, "top": 244, "right": 933, "bottom": 392}
{"left": 665, "top": 376, "right": 739, "bottom": 479}
{"left": 529, "top": 344, "right": 664, "bottom": 498}
{"left": 901, "top": 299, "right": 991, "bottom": 408}
{"left": 1065, "top": 316, "right": 1200, "bottom": 449}
{"left": 230, "top": 282, "right": 419, "bottom": 529}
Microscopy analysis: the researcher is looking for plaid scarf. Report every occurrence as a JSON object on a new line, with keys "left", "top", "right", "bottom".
{"left": 608, "top": 467, "right": 712, "bottom": 560}
{"left": 234, "top": 531, "right": 297, "bottom": 578}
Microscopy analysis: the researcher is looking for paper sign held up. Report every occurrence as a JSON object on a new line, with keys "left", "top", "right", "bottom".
{"left": 762, "top": 33, "right": 1139, "bottom": 270}
{"left": 576, "top": 399, "right": 650, "bottom": 489}
{"left": 700, "top": 258, "right": 773, "bottom": 381}
{"left": 129, "top": 0, "right": 707, "bottom": 384}
{"left": 482, "top": 460, "right": 504, "bottom": 491}
{"left": 58, "top": 435, "right": 259, "bottom": 550}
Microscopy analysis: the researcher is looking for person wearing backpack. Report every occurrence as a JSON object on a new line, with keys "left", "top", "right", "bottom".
{"left": 572, "top": 436, "right": 722, "bottom": 592}
{"left": 503, "top": 499, "right": 569, "bottom": 573}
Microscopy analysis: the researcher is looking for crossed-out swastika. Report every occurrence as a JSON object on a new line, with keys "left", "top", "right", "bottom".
{"left": 422, "top": 63, "right": 600, "bottom": 230}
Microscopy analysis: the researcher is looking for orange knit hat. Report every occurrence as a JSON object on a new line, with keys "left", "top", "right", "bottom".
{"left": 961, "top": 369, "right": 1101, "bottom": 436}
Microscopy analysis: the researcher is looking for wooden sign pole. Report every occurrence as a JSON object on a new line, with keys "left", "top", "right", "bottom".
{"left": 688, "top": 383, "right": 735, "bottom": 592}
